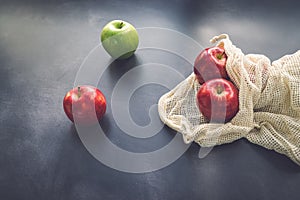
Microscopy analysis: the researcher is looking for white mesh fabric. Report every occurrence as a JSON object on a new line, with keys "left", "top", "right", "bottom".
{"left": 158, "top": 34, "right": 300, "bottom": 165}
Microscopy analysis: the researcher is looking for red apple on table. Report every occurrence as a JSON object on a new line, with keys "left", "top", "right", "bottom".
{"left": 194, "top": 46, "right": 228, "bottom": 84}
{"left": 63, "top": 85, "right": 106, "bottom": 125}
{"left": 196, "top": 78, "right": 239, "bottom": 123}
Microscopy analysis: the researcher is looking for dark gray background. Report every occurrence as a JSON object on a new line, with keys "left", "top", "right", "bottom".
{"left": 1, "top": 0, "right": 300, "bottom": 199}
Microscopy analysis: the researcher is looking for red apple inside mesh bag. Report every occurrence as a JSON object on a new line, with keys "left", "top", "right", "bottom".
{"left": 158, "top": 34, "right": 300, "bottom": 165}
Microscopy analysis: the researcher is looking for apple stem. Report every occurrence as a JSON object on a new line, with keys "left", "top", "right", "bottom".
{"left": 216, "top": 85, "right": 223, "bottom": 94}
{"left": 217, "top": 53, "right": 223, "bottom": 60}
{"left": 78, "top": 86, "right": 81, "bottom": 98}
{"left": 119, "top": 22, "right": 123, "bottom": 29}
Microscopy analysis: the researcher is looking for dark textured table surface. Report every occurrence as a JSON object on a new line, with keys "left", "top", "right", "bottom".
{"left": 1, "top": 0, "right": 300, "bottom": 199}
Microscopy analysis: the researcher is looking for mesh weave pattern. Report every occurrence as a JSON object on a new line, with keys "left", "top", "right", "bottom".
{"left": 158, "top": 34, "right": 300, "bottom": 165}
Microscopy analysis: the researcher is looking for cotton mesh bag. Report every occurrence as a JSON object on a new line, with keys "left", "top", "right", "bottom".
{"left": 158, "top": 34, "right": 300, "bottom": 165}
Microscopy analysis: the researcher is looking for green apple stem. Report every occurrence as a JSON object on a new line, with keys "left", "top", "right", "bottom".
{"left": 78, "top": 86, "right": 81, "bottom": 98}
{"left": 119, "top": 22, "right": 124, "bottom": 29}
{"left": 217, "top": 53, "right": 223, "bottom": 60}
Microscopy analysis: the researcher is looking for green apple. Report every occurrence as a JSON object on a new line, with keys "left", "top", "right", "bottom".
{"left": 101, "top": 20, "right": 139, "bottom": 59}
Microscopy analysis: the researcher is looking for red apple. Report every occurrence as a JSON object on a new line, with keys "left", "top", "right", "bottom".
{"left": 194, "top": 46, "right": 228, "bottom": 84}
{"left": 63, "top": 85, "right": 106, "bottom": 125}
{"left": 196, "top": 79, "right": 239, "bottom": 123}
